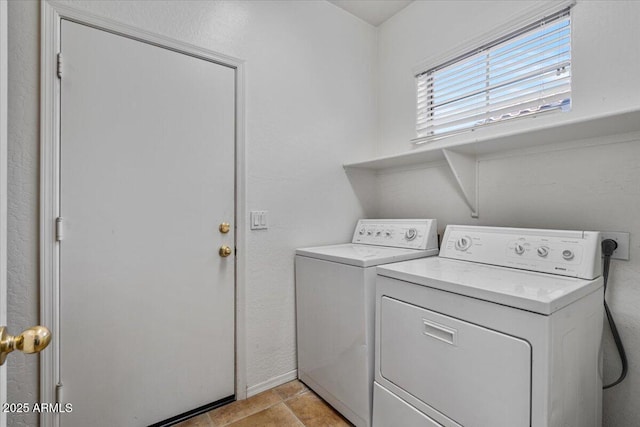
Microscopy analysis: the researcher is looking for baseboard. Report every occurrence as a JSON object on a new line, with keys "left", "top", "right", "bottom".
{"left": 246, "top": 369, "right": 298, "bottom": 397}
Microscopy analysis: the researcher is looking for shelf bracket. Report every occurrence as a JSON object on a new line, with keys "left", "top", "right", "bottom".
{"left": 442, "top": 149, "right": 478, "bottom": 218}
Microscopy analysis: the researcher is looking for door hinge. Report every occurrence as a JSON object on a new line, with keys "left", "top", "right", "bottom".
{"left": 55, "top": 217, "right": 64, "bottom": 241}
{"left": 55, "top": 383, "right": 63, "bottom": 404}
{"left": 57, "top": 53, "right": 63, "bottom": 79}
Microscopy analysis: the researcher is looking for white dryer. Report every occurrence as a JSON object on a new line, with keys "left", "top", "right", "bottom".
{"left": 373, "top": 225, "right": 604, "bottom": 427}
{"left": 296, "top": 219, "right": 439, "bottom": 427}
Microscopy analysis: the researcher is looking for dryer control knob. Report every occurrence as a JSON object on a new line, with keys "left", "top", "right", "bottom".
{"left": 514, "top": 243, "right": 525, "bottom": 255}
{"left": 359, "top": 228, "right": 366, "bottom": 235}
{"left": 562, "top": 249, "right": 574, "bottom": 260}
{"left": 537, "top": 246, "right": 549, "bottom": 257}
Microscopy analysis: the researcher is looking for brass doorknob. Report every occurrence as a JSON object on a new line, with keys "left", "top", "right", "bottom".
{"left": 219, "top": 222, "right": 230, "bottom": 234}
{"left": 219, "top": 245, "right": 233, "bottom": 257}
{"left": 0, "top": 326, "right": 52, "bottom": 365}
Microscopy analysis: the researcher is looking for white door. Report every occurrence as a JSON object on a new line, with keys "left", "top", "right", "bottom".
{"left": 59, "top": 20, "right": 235, "bottom": 426}
{"left": 0, "top": 2, "right": 7, "bottom": 426}
{"left": 1, "top": 6, "right": 50, "bottom": 424}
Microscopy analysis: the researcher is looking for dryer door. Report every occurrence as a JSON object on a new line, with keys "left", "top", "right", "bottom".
{"left": 380, "top": 297, "right": 531, "bottom": 427}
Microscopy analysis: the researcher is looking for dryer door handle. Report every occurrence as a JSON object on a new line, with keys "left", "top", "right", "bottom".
{"left": 422, "top": 319, "right": 457, "bottom": 346}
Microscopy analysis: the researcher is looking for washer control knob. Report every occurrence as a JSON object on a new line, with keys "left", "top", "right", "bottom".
{"left": 385, "top": 231, "right": 392, "bottom": 237}
{"left": 405, "top": 228, "right": 418, "bottom": 241}
{"left": 514, "top": 243, "right": 525, "bottom": 255}
{"left": 359, "top": 227, "right": 366, "bottom": 235}
{"left": 455, "top": 236, "right": 472, "bottom": 251}
{"left": 562, "top": 249, "right": 574, "bottom": 260}
{"left": 376, "top": 231, "right": 382, "bottom": 236}
{"left": 537, "top": 246, "right": 549, "bottom": 257}
{"left": 367, "top": 230, "right": 373, "bottom": 236}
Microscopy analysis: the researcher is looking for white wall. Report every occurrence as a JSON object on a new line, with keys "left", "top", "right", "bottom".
{"left": 375, "top": 1, "right": 640, "bottom": 426}
{"left": 6, "top": 0, "right": 376, "bottom": 425}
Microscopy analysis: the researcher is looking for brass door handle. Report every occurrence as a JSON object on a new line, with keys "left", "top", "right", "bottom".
{"left": 219, "top": 222, "right": 230, "bottom": 234}
{"left": 0, "top": 326, "right": 52, "bottom": 365}
{"left": 219, "top": 245, "right": 233, "bottom": 257}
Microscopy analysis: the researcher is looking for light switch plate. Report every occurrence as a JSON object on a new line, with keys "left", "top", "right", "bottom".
{"left": 250, "top": 210, "right": 268, "bottom": 230}
{"left": 600, "top": 231, "right": 630, "bottom": 260}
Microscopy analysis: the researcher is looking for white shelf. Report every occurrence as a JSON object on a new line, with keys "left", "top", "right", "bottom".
{"left": 344, "top": 108, "right": 640, "bottom": 217}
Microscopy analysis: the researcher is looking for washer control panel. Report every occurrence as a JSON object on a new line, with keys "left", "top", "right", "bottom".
{"left": 441, "top": 225, "right": 602, "bottom": 279}
{"left": 352, "top": 219, "right": 438, "bottom": 250}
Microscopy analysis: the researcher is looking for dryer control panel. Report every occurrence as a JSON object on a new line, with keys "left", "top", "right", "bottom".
{"left": 352, "top": 219, "right": 438, "bottom": 250}
{"left": 440, "top": 225, "right": 602, "bottom": 279}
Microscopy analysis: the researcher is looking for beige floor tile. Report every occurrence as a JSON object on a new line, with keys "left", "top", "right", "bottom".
{"left": 173, "top": 413, "right": 213, "bottom": 427}
{"left": 274, "top": 379, "right": 309, "bottom": 400}
{"left": 225, "top": 403, "right": 303, "bottom": 427}
{"left": 285, "top": 391, "right": 353, "bottom": 427}
{"left": 208, "top": 390, "right": 282, "bottom": 426}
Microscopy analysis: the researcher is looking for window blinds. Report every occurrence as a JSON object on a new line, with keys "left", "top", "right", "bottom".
{"left": 416, "top": 10, "right": 571, "bottom": 141}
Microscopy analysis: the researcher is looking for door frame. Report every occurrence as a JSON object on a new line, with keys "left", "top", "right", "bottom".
{"left": 40, "top": 3, "right": 247, "bottom": 426}
{"left": 0, "top": 2, "right": 8, "bottom": 426}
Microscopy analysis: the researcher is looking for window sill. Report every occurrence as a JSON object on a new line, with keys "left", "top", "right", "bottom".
{"left": 343, "top": 108, "right": 640, "bottom": 217}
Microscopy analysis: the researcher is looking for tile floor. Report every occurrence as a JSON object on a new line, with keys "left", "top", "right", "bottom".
{"left": 175, "top": 380, "right": 353, "bottom": 427}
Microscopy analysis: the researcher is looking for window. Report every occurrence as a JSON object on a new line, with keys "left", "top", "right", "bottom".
{"left": 416, "top": 8, "right": 571, "bottom": 142}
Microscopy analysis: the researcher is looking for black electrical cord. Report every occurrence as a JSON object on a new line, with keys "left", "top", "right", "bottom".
{"left": 601, "top": 239, "right": 628, "bottom": 389}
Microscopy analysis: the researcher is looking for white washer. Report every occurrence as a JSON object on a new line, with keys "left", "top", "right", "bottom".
{"left": 296, "top": 219, "right": 439, "bottom": 427}
{"left": 373, "top": 225, "right": 604, "bottom": 427}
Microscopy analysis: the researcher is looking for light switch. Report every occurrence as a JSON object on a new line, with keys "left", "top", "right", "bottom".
{"left": 250, "top": 211, "right": 268, "bottom": 230}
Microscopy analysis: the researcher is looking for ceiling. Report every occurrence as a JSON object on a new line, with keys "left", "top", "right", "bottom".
{"left": 327, "top": 0, "right": 414, "bottom": 26}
